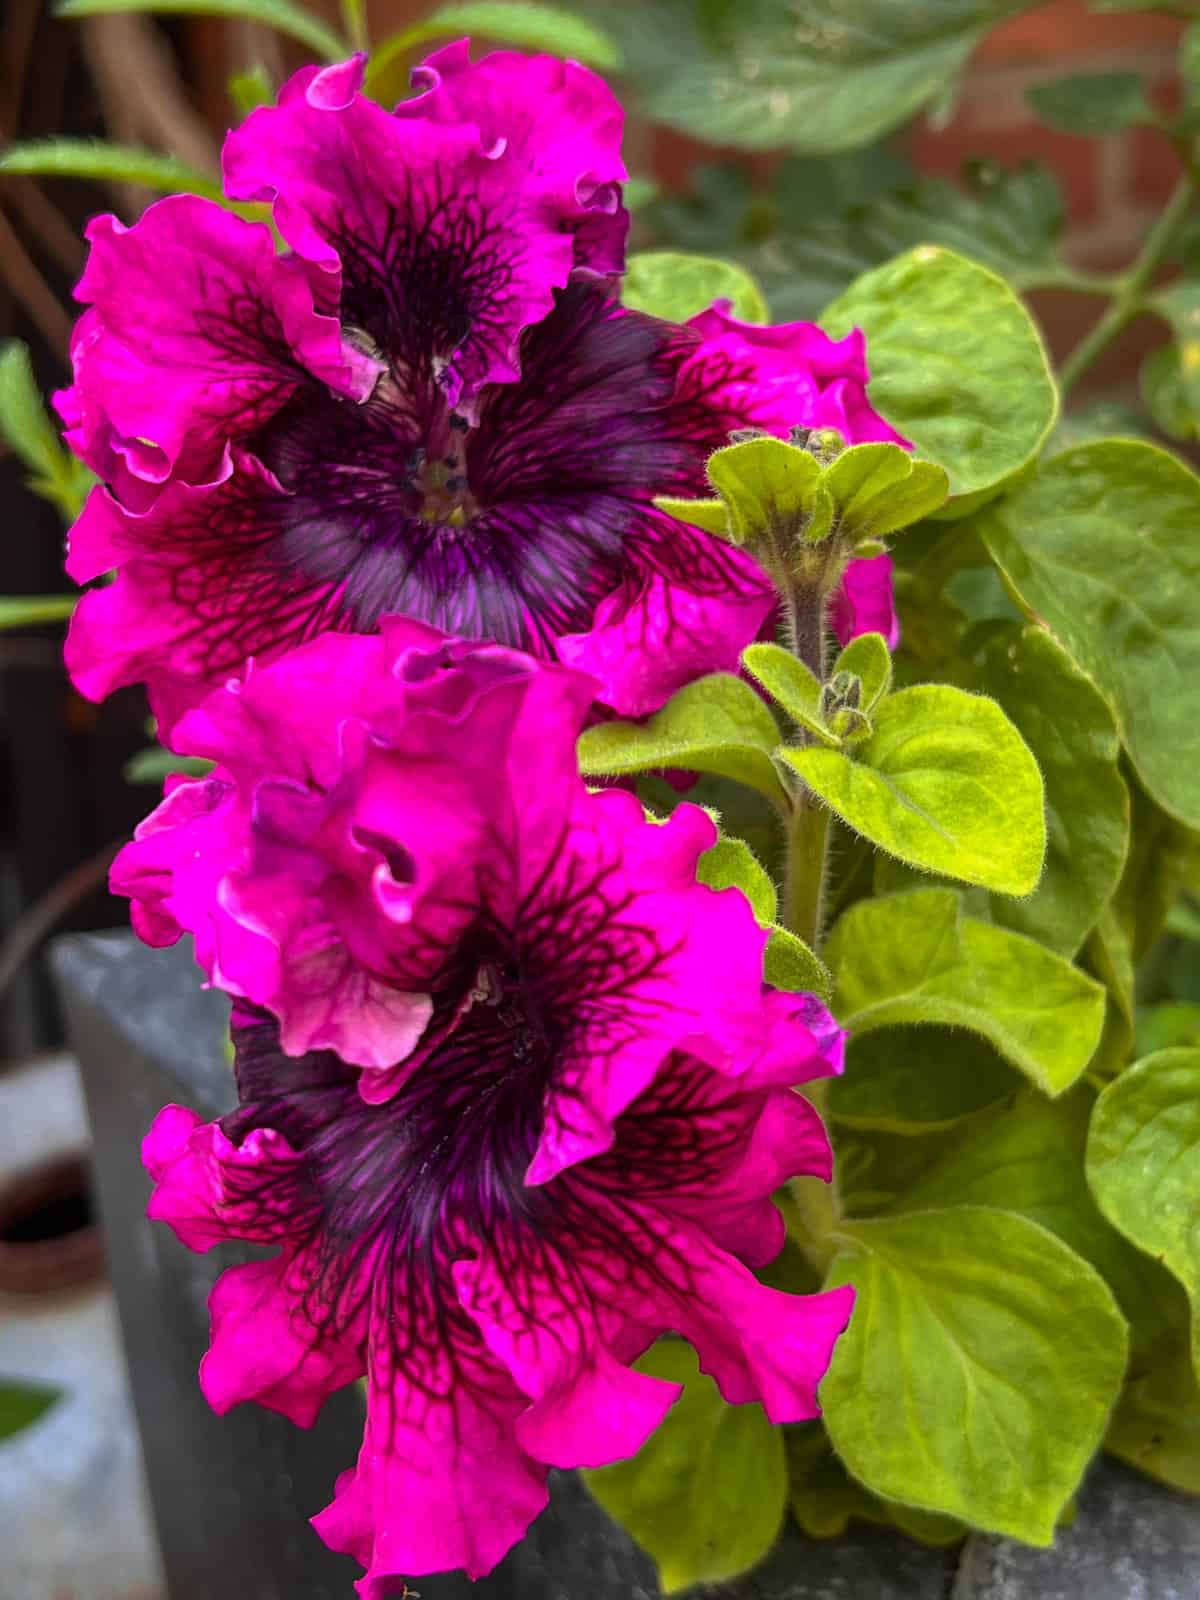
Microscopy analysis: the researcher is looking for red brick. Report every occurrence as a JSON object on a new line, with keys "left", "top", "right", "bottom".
{"left": 906, "top": 119, "right": 1104, "bottom": 223}
{"left": 976, "top": 0, "right": 1182, "bottom": 63}
{"left": 1129, "top": 123, "right": 1185, "bottom": 207}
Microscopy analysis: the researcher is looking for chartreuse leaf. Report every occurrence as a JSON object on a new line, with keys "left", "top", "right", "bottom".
{"left": 705, "top": 437, "right": 822, "bottom": 544}
{"left": 821, "top": 443, "right": 949, "bottom": 539}
{"left": 1027, "top": 72, "right": 1151, "bottom": 134}
{"left": 697, "top": 836, "right": 776, "bottom": 926}
{"left": 764, "top": 926, "right": 832, "bottom": 1005}
{"left": 740, "top": 643, "right": 832, "bottom": 744}
{"left": 831, "top": 632, "right": 892, "bottom": 711}
{"left": 820, "top": 1208, "right": 1128, "bottom": 1542}
{"left": 0, "top": 139, "right": 224, "bottom": 199}
{"left": 584, "top": 1342, "right": 786, "bottom": 1592}
{"left": 0, "top": 1379, "right": 59, "bottom": 1440}
{"left": 622, "top": 253, "right": 768, "bottom": 324}
{"left": 653, "top": 497, "right": 730, "bottom": 537}
{"left": 577, "top": 675, "right": 788, "bottom": 812}
{"left": 821, "top": 247, "right": 1057, "bottom": 505}
{"left": 1107, "top": 1336, "right": 1200, "bottom": 1494}
{"left": 901, "top": 1089, "right": 1182, "bottom": 1350}
{"left": 826, "top": 889, "right": 1106, "bottom": 1099}
{"left": 976, "top": 625, "right": 1128, "bottom": 955}
{"left": 54, "top": 0, "right": 349, "bottom": 60}
{"left": 780, "top": 685, "right": 1046, "bottom": 895}
{"left": 978, "top": 442, "right": 1200, "bottom": 829}
{"left": 1088, "top": 1049, "right": 1200, "bottom": 1378}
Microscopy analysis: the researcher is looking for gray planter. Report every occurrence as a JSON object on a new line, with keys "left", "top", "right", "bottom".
{"left": 52, "top": 932, "right": 1200, "bottom": 1600}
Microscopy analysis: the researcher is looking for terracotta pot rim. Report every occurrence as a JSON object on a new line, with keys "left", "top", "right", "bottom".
{"left": 0, "top": 1149, "right": 106, "bottom": 1296}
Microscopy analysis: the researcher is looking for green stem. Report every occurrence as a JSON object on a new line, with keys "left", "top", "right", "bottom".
{"left": 784, "top": 796, "right": 831, "bottom": 953}
{"left": 781, "top": 578, "right": 833, "bottom": 952}
{"left": 779, "top": 578, "right": 842, "bottom": 1254}
{"left": 1059, "top": 175, "right": 1195, "bottom": 397}
{"left": 780, "top": 1175, "right": 839, "bottom": 1277}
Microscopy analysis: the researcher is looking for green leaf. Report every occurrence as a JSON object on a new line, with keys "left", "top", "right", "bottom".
{"left": 0, "top": 1379, "right": 59, "bottom": 1441}
{"left": 1084, "top": 770, "right": 1194, "bottom": 1078}
{"left": 584, "top": 1342, "right": 786, "bottom": 1592}
{"left": 1049, "top": 395, "right": 1155, "bottom": 454}
{"left": 821, "top": 247, "right": 1057, "bottom": 504}
{"left": 1137, "top": 1001, "right": 1200, "bottom": 1056}
{"left": 781, "top": 684, "right": 1046, "bottom": 895}
{"left": 367, "top": 1, "right": 622, "bottom": 94}
{"left": 123, "top": 747, "right": 215, "bottom": 785}
{"left": 900, "top": 1089, "right": 1182, "bottom": 1349}
{"left": 0, "top": 595, "right": 76, "bottom": 631}
{"left": 0, "top": 139, "right": 224, "bottom": 200}
{"left": 403, "top": 0, "right": 621, "bottom": 65}
{"left": 764, "top": 925, "right": 833, "bottom": 1004}
{"left": 1088, "top": 1049, "right": 1200, "bottom": 1377}
{"left": 1148, "top": 281, "right": 1200, "bottom": 423}
{"left": 975, "top": 625, "right": 1128, "bottom": 955}
{"left": 1140, "top": 343, "right": 1196, "bottom": 441}
{"left": 697, "top": 836, "right": 776, "bottom": 926}
{"left": 979, "top": 442, "right": 1200, "bottom": 828}
{"left": 705, "top": 437, "right": 821, "bottom": 544}
{"left": 54, "top": 0, "right": 348, "bottom": 61}
{"left": 830, "top": 631, "right": 892, "bottom": 711}
{"left": 1106, "top": 1336, "right": 1200, "bottom": 1494}
{"left": 740, "top": 642, "right": 832, "bottom": 744}
{"left": 1027, "top": 72, "right": 1151, "bottom": 134}
{"left": 821, "top": 443, "right": 949, "bottom": 538}
{"left": 786, "top": 1424, "right": 964, "bottom": 1544}
{"left": 577, "top": 674, "right": 789, "bottom": 812}
{"left": 829, "top": 1026, "right": 1020, "bottom": 1131}
{"left": 826, "top": 888, "right": 1107, "bottom": 1097}
{"left": 1114, "top": 769, "right": 1195, "bottom": 966}
{"left": 0, "top": 341, "right": 94, "bottom": 521}
{"left": 227, "top": 65, "right": 275, "bottom": 117}
{"left": 652, "top": 496, "right": 730, "bottom": 536}
{"left": 613, "top": 0, "right": 1029, "bottom": 155}
{"left": 622, "top": 252, "right": 768, "bottom": 324}
{"left": 821, "top": 1207, "right": 1128, "bottom": 1542}
{"left": 750, "top": 161, "right": 1066, "bottom": 323}
{"left": 1085, "top": 907, "right": 1137, "bottom": 1080}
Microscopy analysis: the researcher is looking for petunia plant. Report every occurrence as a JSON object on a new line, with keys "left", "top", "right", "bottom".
{"left": 2, "top": 2, "right": 1199, "bottom": 1596}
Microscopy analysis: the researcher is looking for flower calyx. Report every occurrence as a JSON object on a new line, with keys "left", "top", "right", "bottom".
{"left": 742, "top": 629, "right": 894, "bottom": 754}
{"left": 656, "top": 430, "right": 949, "bottom": 602}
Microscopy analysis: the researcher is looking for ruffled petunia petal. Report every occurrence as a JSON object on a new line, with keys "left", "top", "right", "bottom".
{"left": 62, "top": 196, "right": 377, "bottom": 500}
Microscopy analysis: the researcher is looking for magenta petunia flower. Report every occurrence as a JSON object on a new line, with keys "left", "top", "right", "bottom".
{"left": 121, "top": 620, "right": 853, "bottom": 1589}
{"left": 145, "top": 1012, "right": 850, "bottom": 1591}
{"left": 60, "top": 44, "right": 901, "bottom": 730}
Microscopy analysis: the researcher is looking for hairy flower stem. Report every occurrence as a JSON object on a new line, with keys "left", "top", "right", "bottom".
{"left": 782, "top": 579, "right": 832, "bottom": 955}
{"left": 1059, "top": 174, "right": 1195, "bottom": 398}
{"left": 781, "top": 579, "right": 842, "bottom": 1255}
